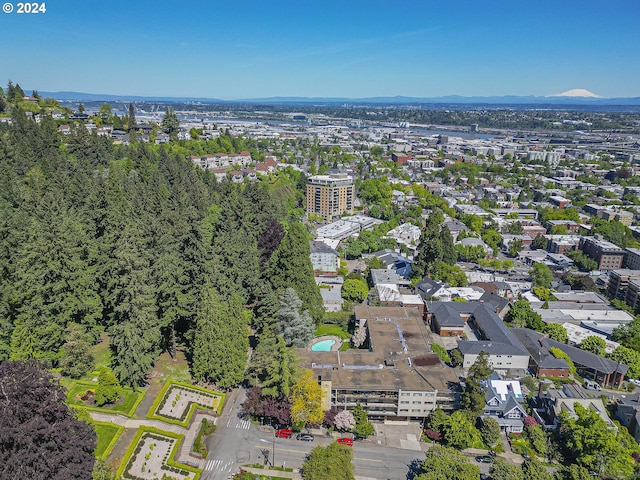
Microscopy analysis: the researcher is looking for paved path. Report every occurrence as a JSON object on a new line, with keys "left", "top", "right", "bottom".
{"left": 91, "top": 410, "right": 218, "bottom": 468}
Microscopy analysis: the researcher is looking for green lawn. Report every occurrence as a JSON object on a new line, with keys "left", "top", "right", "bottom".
{"left": 94, "top": 423, "right": 123, "bottom": 459}
{"left": 92, "top": 333, "right": 112, "bottom": 370}
{"left": 314, "top": 324, "right": 350, "bottom": 339}
{"left": 66, "top": 381, "right": 144, "bottom": 417}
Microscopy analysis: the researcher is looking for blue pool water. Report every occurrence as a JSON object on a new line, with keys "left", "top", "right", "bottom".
{"left": 311, "top": 339, "right": 336, "bottom": 352}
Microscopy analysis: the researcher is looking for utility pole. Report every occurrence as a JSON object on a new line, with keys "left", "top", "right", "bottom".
{"left": 272, "top": 432, "right": 275, "bottom": 467}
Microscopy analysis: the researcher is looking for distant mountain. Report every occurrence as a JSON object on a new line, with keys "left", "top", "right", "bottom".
{"left": 37, "top": 91, "right": 228, "bottom": 103}
{"left": 36, "top": 90, "right": 640, "bottom": 106}
{"left": 548, "top": 88, "right": 602, "bottom": 98}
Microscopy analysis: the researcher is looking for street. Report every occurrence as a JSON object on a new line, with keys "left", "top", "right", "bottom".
{"left": 200, "top": 387, "right": 494, "bottom": 480}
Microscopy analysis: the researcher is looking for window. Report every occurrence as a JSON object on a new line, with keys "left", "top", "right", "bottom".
{"left": 400, "top": 401, "right": 409, "bottom": 404}
{"left": 411, "top": 409, "right": 420, "bottom": 413}
{"left": 400, "top": 409, "right": 408, "bottom": 412}
{"left": 412, "top": 401, "right": 421, "bottom": 404}
{"left": 413, "top": 393, "right": 422, "bottom": 397}
{"left": 400, "top": 392, "right": 410, "bottom": 396}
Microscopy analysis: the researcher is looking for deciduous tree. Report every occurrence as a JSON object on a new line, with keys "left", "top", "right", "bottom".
{"left": 414, "top": 445, "right": 480, "bottom": 480}
{"left": 0, "top": 360, "right": 96, "bottom": 480}
{"left": 290, "top": 369, "right": 324, "bottom": 429}
{"left": 578, "top": 336, "right": 606, "bottom": 356}
{"left": 302, "top": 442, "right": 355, "bottom": 480}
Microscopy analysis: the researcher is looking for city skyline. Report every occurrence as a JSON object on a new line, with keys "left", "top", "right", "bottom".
{"left": 1, "top": 0, "right": 639, "bottom": 99}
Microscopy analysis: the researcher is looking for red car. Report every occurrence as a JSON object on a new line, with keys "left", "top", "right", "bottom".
{"left": 275, "top": 429, "right": 293, "bottom": 439}
{"left": 336, "top": 437, "right": 353, "bottom": 446}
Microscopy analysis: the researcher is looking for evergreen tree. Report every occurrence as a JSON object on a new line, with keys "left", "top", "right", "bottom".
{"left": 267, "top": 221, "right": 323, "bottom": 321}
{"left": 94, "top": 367, "right": 122, "bottom": 406}
{"left": 261, "top": 335, "right": 297, "bottom": 397}
{"left": 414, "top": 213, "right": 443, "bottom": 277}
{"left": 439, "top": 225, "right": 457, "bottom": 265}
{"left": 191, "top": 285, "right": 248, "bottom": 388}
{"left": 108, "top": 225, "right": 160, "bottom": 387}
{"left": 127, "top": 103, "right": 137, "bottom": 131}
{"left": 161, "top": 107, "right": 180, "bottom": 140}
{"left": 461, "top": 351, "right": 492, "bottom": 416}
{"left": 277, "top": 287, "right": 314, "bottom": 348}
{"left": 59, "top": 323, "right": 94, "bottom": 378}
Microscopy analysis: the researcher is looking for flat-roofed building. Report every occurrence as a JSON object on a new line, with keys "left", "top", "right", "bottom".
{"left": 579, "top": 236, "right": 625, "bottom": 270}
{"left": 626, "top": 279, "right": 640, "bottom": 312}
{"left": 625, "top": 248, "right": 640, "bottom": 270}
{"left": 297, "top": 306, "right": 459, "bottom": 421}
{"left": 306, "top": 174, "right": 355, "bottom": 220}
{"left": 607, "top": 269, "right": 640, "bottom": 300}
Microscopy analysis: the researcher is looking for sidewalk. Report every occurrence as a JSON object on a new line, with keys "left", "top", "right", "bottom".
{"left": 241, "top": 466, "right": 302, "bottom": 479}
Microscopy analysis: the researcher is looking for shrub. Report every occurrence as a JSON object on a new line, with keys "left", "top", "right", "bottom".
{"left": 94, "top": 368, "right": 122, "bottom": 406}
{"left": 431, "top": 343, "right": 451, "bottom": 363}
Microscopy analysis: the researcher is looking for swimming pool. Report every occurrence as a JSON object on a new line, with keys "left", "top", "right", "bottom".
{"left": 311, "top": 339, "right": 336, "bottom": 352}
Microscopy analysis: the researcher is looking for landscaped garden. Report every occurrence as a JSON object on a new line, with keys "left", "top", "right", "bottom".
{"left": 66, "top": 380, "right": 145, "bottom": 416}
{"left": 116, "top": 427, "right": 200, "bottom": 480}
{"left": 94, "top": 422, "right": 124, "bottom": 459}
{"left": 147, "top": 381, "right": 225, "bottom": 426}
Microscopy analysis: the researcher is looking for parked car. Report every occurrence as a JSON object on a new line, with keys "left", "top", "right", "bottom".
{"left": 475, "top": 455, "right": 492, "bottom": 463}
{"left": 336, "top": 437, "right": 353, "bottom": 446}
{"left": 584, "top": 380, "right": 602, "bottom": 391}
{"left": 296, "top": 433, "right": 314, "bottom": 441}
{"left": 275, "top": 429, "right": 293, "bottom": 439}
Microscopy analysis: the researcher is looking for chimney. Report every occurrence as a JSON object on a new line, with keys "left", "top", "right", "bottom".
{"left": 538, "top": 382, "right": 544, "bottom": 399}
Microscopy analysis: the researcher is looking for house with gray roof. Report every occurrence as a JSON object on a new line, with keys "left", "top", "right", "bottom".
{"left": 426, "top": 302, "right": 530, "bottom": 373}
{"left": 363, "top": 249, "right": 413, "bottom": 278}
{"left": 481, "top": 371, "right": 527, "bottom": 433}
{"left": 616, "top": 393, "right": 640, "bottom": 443}
{"left": 512, "top": 328, "right": 627, "bottom": 388}
{"left": 531, "top": 383, "right": 615, "bottom": 432}
{"left": 511, "top": 328, "right": 570, "bottom": 378}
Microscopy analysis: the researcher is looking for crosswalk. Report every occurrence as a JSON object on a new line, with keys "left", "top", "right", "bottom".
{"left": 203, "top": 458, "right": 235, "bottom": 473}
{"left": 225, "top": 417, "right": 251, "bottom": 430}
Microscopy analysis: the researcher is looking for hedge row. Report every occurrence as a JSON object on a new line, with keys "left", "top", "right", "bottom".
{"left": 115, "top": 426, "right": 201, "bottom": 480}
{"left": 146, "top": 380, "right": 225, "bottom": 427}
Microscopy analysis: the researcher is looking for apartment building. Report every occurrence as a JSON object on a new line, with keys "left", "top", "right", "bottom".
{"left": 297, "top": 306, "right": 459, "bottom": 422}
{"left": 579, "top": 236, "right": 625, "bottom": 271}
{"left": 306, "top": 174, "right": 355, "bottom": 220}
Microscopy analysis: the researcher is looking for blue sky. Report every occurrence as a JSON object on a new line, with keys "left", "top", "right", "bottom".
{"left": 1, "top": 0, "right": 639, "bottom": 99}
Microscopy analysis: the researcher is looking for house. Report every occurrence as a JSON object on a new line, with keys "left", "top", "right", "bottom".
{"left": 369, "top": 269, "right": 423, "bottom": 314}
{"left": 155, "top": 133, "right": 170, "bottom": 144}
{"left": 385, "top": 223, "right": 421, "bottom": 248}
{"left": 57, "top": 125, "right": 71, "bottom": 135}
{"left": 531, "top": 383, "right": 615, "bottom": 431}
{"left": 426, "top": 302, "right": 466, "bottom": 337}
{"left": 427, "top": 302, "right": 530, "bottom": 373}
{"left": 310, "top": 241, "right": 339, "bottom": 277}
{"left": 456, "top": 304, "right": 530, "bottom": 373}
{"left": 362, "top": 249, "right": 413, "bottom": 278}
{"left": 481, "top": 372, "right": 527, "bottom": 433}
{"left": 615, "top": 393, "right": 640, "bottom": 443}
{"left": 230, "top": 170, "right": 244, "bottom": 183}
{"left": 511, "top": 328, "right": 571, "bottom": 378}
{"left": 315, "top": 276, "right": 343, "bottom": 312}
{"left": 512, "top": 328, "right": 627, "bottom": 388}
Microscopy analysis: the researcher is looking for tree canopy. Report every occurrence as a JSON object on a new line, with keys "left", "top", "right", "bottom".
{"left": 0, "top": 360, "right": 96, "bottom": 479}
